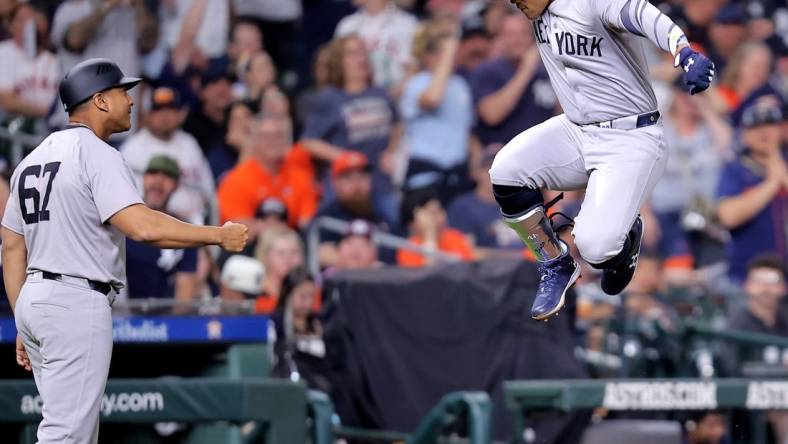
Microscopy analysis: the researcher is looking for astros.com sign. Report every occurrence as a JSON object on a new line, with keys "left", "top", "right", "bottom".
{"left": 21, "top": 392, "right": 164, "bottom": 416}
{"left": 602, "top": 382, "right": 718, "bottom": 410}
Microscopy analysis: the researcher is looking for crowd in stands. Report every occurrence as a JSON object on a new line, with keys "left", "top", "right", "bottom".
{"left": 0, "top": 0, "right": 786, "bottom": 440}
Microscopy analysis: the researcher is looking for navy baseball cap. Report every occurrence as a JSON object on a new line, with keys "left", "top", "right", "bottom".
{"left": 714, "top": 4, "right": 746, "bottom": 25}
{"left": 741, "top": 104, "right": 783, "bottom": 128}
{"left": 150, "top": 87, "right": 183, "bottom": 110}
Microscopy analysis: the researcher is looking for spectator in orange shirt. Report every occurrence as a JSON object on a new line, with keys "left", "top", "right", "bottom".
{"left": 397, "top": 187, "right": 475, "bottom": 267}
{"left": 217, "top": 112, "right": 318, "bottom": 240}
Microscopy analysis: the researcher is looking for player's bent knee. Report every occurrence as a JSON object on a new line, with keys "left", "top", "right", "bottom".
{"left": 492, "top": 184, "right": 543, "bottom": 217}
{"left": 573, "top": 225, "right": 626, "bottom": 265}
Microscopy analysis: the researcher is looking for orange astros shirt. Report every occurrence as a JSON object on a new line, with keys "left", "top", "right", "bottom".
{"left": 397, "top": 228, "right": 475, "bottom": 267}
{"left": 217, "top": 155, "right": 318, "bottom": 228}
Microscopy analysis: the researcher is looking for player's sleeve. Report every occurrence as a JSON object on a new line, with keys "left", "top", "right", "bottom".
{"left": 85, "top": 144, "right": 144, "bottom": 223}
{"left": 1, "top": 174, "right": 24, "bottom": 235}
{"left": 595, "top": 0, "right": 688, "bottom": 55}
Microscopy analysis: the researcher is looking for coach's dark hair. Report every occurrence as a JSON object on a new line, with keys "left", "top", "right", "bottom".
{"left": 747, "top": 254, "right": 787, "bottom": 280}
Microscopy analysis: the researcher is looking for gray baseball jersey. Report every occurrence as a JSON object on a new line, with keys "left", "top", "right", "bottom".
{"left": 2, "top": 126, "right": 143, "bottom": 287}
{"left": 532, "top": 0, "right": 687, "bottom": 124}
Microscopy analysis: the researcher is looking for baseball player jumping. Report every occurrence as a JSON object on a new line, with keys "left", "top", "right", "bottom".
{"left": 490, "top": 0, "right": 714, "bottom": 320}
{"left": 2, "top": 59, "right": 248, "bottom": 443}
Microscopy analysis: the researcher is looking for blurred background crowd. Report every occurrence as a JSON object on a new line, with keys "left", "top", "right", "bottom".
{"left": 0, "top": 0, "right": 786, "bottom": 441}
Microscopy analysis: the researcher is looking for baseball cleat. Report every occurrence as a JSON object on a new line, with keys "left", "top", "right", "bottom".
{"left": 531, "top": 244, "right": 581, "bottom": 320}
{"left": 600, "top": 215, "right": 644, "bottom": 295}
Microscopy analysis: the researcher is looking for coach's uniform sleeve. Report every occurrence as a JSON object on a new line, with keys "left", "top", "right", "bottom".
{"left": 2, "top": 172, "right": 24, "bottom": 235}
{"left": 85, "top": 144, "right": 144, "bottom": 223}
{"left": 593, "top": 0, "right": 688, "bottom": 56}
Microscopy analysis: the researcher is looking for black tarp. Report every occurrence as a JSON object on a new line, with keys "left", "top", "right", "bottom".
{"left": 322, "top": 259, "right": 588, "bottom": 443}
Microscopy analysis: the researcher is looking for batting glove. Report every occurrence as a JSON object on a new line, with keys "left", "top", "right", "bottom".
{"left": 674, "top": 47, "right": 715, "bottom": 95}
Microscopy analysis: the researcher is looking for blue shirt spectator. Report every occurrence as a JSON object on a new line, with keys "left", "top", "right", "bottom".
{"left": 302, "top": 85, "right": 397, "bottom": 169}
{"left": 716, "top": 104, "right": 787, "bottom": 283}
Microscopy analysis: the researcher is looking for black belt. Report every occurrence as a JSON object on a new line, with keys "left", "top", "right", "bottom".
{"left": 41, "top": 271, "right": 113, "bottom": 296}
{"left": 635, "top": 111, "right": 661, "bottom": 128}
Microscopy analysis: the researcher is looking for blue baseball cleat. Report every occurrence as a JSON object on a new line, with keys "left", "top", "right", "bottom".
{"left": 601, "top": 215, "right": 644, "bottom": 295}
{"left": 531, "top": 243, "right": 581, "bottom": 320}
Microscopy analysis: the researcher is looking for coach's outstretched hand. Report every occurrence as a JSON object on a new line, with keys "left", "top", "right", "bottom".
{"left": 220, "top": 222, "right": 249, "bottom": 252}
{"left": 675, "top": 47, "right": 715, "bottom": 95}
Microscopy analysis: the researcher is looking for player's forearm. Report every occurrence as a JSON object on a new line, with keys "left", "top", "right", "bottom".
{"left": 1, "top": 229, "right": 27, "bottom": 313}
{"left": 618, "top": 0, "right": 688, "bottom": 56}
{"left": 716, "top": 180, "right": 783, "bottom": 229}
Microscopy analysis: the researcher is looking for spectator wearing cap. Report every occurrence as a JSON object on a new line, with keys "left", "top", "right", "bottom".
{"left": 121, "top": 87, "right": 215, "bottom": 224}
{"left": 334, "top": 0, "right": 418, "bottom": 91}
{"left": 312, "top": 151, "right": 396, "bottom": 267}
{"left": 707, "top": 3, "right": 748, "bottom": 75}
{"left": 716, "top": 104, "right": 787, "bottom": 283}
{"left": 446, "top": 144, "right": 523, "bottom": 254}
{"left": 400, "top": 19, "right": 476, "bottom": 205}
{"left": 124, "top": 155, "right": 200, "bottom": 311}
{"left": 334, "top": 219, "right": 381, "bottom": 271}
{"left": 218, "top": 112, "right": 318, "bottom": 239}
{"left": 397, "top": 187, "right": 475, "bottom": 267}
{"left": 469, "top": 12, "right": 556, "bottom": 146}
{"left": 0, "top": 2, "right": 59, "bottom": 120}
{"left": 455, "top": 18, "right": 491, "bottom": 84}
{"left": 182, "top": 60, "right": 233, "bottom": 154}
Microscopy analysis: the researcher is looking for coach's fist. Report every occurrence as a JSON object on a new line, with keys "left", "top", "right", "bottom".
{"left": 674, "top": 47, "right": 715, "bottom": 95}
{"left": 220, "top": 221, "right": 249, "bottom": 252}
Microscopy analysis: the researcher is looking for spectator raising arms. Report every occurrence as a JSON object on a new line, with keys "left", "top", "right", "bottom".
{"left": 716, "top": 103, "right": 787, "bottom": 283}
{"left": 400, "top": 19, "right": 475, "bottom": 204}
{"left": 0, "top": 2, "right": 59, "bottom": 120}
{"left": 334, "top": 0, "right": 418, "bottom": 91}
{"left": 470, "top": 12, "right": 556, "bottom": 146}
